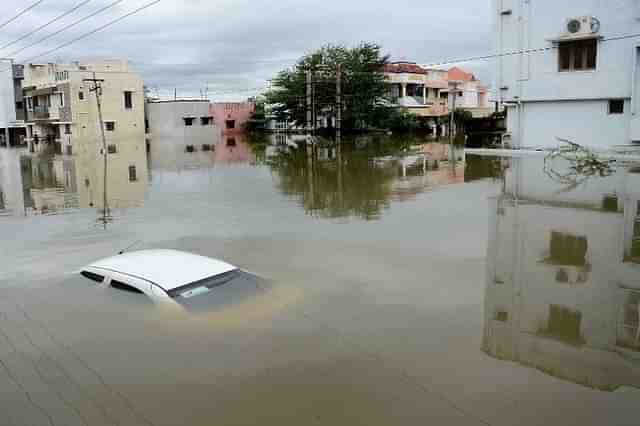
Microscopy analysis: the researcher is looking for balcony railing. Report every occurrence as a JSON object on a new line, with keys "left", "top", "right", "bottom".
{"left": 33, "top": 105, "right": 50, "bottom": 119}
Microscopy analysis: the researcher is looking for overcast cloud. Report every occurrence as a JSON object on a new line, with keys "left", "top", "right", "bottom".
{"left": 1, "top": 0, "right": 494, "bottom": 101}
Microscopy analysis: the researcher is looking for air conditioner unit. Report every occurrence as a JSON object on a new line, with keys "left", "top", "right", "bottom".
{"left": 565, "top": 16, "right": 601, "bottom": 36}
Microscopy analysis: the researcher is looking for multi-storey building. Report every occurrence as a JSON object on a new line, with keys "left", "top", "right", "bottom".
{"left": 494, "top": 0, "right": 640, "bottom": 149}
{"left": 146, "top": 98, "right": 219, "bottom": 152}
{"left": 384, "top": 62, "right": 491, "bottom": 128}
{"left": 20, "top": 59, "right": 147, "bottom": 211}
{"left": 210, "top": 101, "right": 255, "bottom": 135}
{"left": 0, "top": 59, "right": 26, "bottom": 147}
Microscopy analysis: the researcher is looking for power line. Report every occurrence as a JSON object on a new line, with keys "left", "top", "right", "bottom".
{"left": 4, "top": 0, "right": 125, "bottom": 59}
{"left": 0, "top": 0, "right": 94, "bottom": 51}
{"left": 19, "top": 0, "right": 162, "bottom": 65}
{"left": 418, "top": 32, "right": 640, "bottom": 68}
{"left": 0, "top": 0, "right": 46, "bottom": 32}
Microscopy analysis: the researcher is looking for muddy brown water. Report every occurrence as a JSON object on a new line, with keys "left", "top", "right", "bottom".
{"left": 0, "top": 135, "right": 639, "bottom": 425}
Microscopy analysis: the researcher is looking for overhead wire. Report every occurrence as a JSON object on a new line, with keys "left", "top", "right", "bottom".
{"left": 4, "top": 0, "right": 126, "bottom": 59}
{"left": 0, "top": 0, "right": 46, "bottom": 32}
{"left": 0, "top": 0, "right": 95, "bottom": 51}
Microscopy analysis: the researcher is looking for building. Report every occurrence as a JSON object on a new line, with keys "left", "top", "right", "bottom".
{"left": 146, "top": 99, "right": 219, "bottom": 152}
{"left": 0, "top": 59, "right": 26, "bottom": 147}
{"left": 446, "top": 67, "right": 491, "bottom": 117}
{"left": 384, "top": 62, "right": 449, "bottom": 121}
{"left": 383, "top": 62, "right": 491, "bottom": 129}
{"left": 210, "top": 101, "right": 255, "bottom": 135}
{"left": 483, "top": 154, "right": 640, "bottom": 390}
{"left": 494, "top": 0, "right": 640, "bottom": 149}
{"left": 20, "top": 59, "right": 147, "bottom": 210}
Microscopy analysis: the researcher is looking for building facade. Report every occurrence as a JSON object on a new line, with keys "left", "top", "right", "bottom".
{"left": 494, "top": 0, "right": 640, "bottom": 149}
{"left": 384, "top": 62, "right": 491, "bottom": 128}
{"left": 21, "top": 59, "right": 147, "bottom": 210}
{"left": 210, "top": 101, "right": 255, "bottom": 135}
{"left": 0, "top": 59, "right": 26, "bottom": 147}
{"left": 146, "top": 99, "right": 219, "bottom": 152}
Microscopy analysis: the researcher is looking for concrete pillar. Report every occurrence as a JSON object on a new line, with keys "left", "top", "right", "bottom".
{"left": 422, "top": 85, "right": 427, "bottom": 105}
{"left": 401, "top": 83, "right": 407, "bottom": 98}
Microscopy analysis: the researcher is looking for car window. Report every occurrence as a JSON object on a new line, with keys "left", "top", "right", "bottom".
{"left": 81, "top": 270, "right": 105, "bottom": 283}
{"left": 110, "top": 279, "right": 145, "bottom": 294}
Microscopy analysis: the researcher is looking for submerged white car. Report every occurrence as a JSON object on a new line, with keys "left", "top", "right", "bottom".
{"left": 80, "top": 250, "right": 263, "bottom": 312}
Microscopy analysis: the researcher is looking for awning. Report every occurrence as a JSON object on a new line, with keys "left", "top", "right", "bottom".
{"left": 25, "top": 87, "right": 56, "bottom": 96}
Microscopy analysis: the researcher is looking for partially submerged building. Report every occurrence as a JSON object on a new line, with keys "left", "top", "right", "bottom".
{"left": 494, "top": 0, "right": 640, "bottom": 149}
{"left": 146, "top": 98, "right": 219, "bottom": 152}
{"left": 0, "top": 59, "right": 26, "bottom": 147}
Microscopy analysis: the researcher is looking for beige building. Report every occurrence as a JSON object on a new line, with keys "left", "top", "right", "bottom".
{"left": 384, "top": 62, "right": 492, "bottom": 123}
{"left": 21, "top": 59, "right": 147, "bottom": 210}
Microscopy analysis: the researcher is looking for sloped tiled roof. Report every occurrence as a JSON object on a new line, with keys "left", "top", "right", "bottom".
{"left": 384, "top": 62, "right": 428, "bottom": 75}
{"left": 447, "top": 66, "right": 476, "bottom": 82}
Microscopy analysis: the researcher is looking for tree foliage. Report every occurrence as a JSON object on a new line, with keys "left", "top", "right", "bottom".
{"left": 265, "top": 43, "right": 390, "bottom": 130}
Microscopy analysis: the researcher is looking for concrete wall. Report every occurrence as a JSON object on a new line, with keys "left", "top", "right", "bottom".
{"left": 0, "top": 59, "right": 17, "bottom": 132}
{"left": 146, "top": 100, "right": 219, "bottom": 150}
{"left": 494, "top": 0, "right": 640, "bottom": 148}
{"left": 210, "top": 102, "right": 255, "bottom": 134}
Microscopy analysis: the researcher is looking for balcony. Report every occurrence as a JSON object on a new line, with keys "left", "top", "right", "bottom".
{"left": 31, "top": 106, "right": 60, "bottom": 121}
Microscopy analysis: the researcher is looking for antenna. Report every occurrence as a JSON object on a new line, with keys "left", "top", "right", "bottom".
{"left": 118, "top": 240, "right": 143, "bottom": 255}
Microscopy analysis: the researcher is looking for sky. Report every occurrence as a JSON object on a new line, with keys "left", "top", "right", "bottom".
{"left": 0, "top": 0, "right": 494, "bottom": 101}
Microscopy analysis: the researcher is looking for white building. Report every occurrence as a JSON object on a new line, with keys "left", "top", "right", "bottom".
{"left": 0, "top": 59, "right": 26, "bottom": 147}
{"left": 494, "top": 0, "right": 640, "bottom": 150}
{"left": 145, "top": 99, "right": 219, "bottom": 151}
{"left": 483, "top": 155, "right": 640, "bottom": 390}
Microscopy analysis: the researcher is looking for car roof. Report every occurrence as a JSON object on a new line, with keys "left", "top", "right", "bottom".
{"left": 86, "top": 250, "right": 237, "bottom": 292}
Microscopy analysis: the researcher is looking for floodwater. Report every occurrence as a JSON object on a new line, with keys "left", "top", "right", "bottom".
{"left": 0, "top": 134, "right": 639, "bottom": 425}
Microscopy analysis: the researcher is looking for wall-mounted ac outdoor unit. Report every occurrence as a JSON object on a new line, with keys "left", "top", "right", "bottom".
{"left": 565, "top": 16, "right": 601, "bottom": 36}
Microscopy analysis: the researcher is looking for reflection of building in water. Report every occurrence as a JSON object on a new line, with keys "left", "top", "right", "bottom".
{"left": 214, "top": 135, "right": 255, "bottom": 164}
{"left": 483, "top": 155, "right": 640, "bottom": 390}
{"left": 0, "top": 148, "right": 147, "bottom": 215}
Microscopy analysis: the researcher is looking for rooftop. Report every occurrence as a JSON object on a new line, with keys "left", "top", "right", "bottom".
{"left": 87, "top": 250, "right": 237, "bottom": 291}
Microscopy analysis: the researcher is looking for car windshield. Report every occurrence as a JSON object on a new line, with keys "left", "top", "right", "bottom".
{"left": 168, "top": 270, "right": 264, "bottom": 313}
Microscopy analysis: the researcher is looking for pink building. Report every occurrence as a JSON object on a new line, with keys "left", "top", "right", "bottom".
{"left": 210, "top": 101, "right": 255, "bottom": 135}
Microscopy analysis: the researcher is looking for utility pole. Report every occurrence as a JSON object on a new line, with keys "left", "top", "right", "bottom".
{"left": 306, "top": 70, "right": 312, "bottom": 142}
{"left": 448, "top": 81, "right": 459, "bottom": 164}
{"left": 84, "top": 72, "right": 108, "bottom": 225}
{"left": 336, "top": 64, "right": 342, "bottom": 145}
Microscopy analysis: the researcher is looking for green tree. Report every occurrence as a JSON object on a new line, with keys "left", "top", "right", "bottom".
{"left": 265, "top": 43, "right": 390, "bottom": 130}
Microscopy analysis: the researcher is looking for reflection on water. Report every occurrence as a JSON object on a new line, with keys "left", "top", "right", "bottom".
{"left": 254, "top": 134, "right": 466, "bottom": 220}
{"left": 483, "top": 154, "right": 640, "bottom": 390}
{"left": 0, "top": 145, "right": 147, "bottom": 217}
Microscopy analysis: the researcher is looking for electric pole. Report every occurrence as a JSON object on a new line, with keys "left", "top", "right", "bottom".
{"left": 306, "top": 70, "right": 312, "bottom": 142}
{"left": 448, "top": 81, "right": 459, "bottom": 164}
{"left": 336, "top": 64, "right": 342, "bottom": 145}
{"left": 84, "top": 72, "right": 108, "bottom": 225}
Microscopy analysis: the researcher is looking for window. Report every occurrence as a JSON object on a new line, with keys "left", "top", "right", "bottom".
{"left": 111, "top": 280, "right": 144, "bottom": 294}
{"left": 184, "top": 117, "right": 194, "bottom": 126}
{"left": 559, "top": 39, "right": 597, "bottom": 72}
{"left": 128, "top": 165, "right": 137, "bottom": 182}
{"left": 64, "top": 124, "right": 71, "bottom": 135}
{"left": 15, "top": 101, "right": 23, "bottom": 110}
{"left": 609, "top": 99, "right": 624, "bottom": 115}
{"left": 107, "top": 144, "right": 117, "bottom": 154}
{"left": 201, "top": 117, "right": 213, "bottom": 125}
{"left": 55, "top": 126, "right": 61, "bottom": 139}
{"left": 226, "top": 120, "right": 236, "bottom": 129}
{"left": 27, "top": 97, "right": 33, "bottom": 110}
{"left": 79, "top": 91, "right": 84, "bottom": 101}
{"left": 105, "top": 121, "right": 116, "bottom": 132}
{"left": 124, "top": 91, "right": 133, "bottom": 109}
{"left": 81, "top": 271, "right": 104, "bottom": 283}
{"left": 58, "top": 93, "right": 64, "bottom": 107}
{"left": 226, "top": 137, "right": 236, "bottom": 147}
